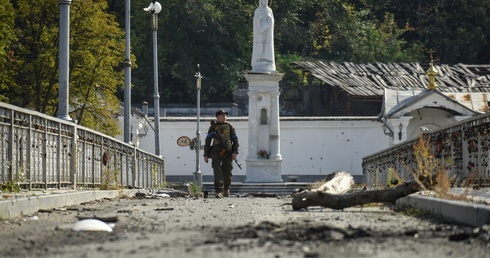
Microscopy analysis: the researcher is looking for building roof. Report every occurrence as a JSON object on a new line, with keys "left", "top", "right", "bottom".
{"left": 296, "top": 61, "right": 490, "bottom": 96}
{"left": 383, "top": 89, "right": 480, "bottom": 118}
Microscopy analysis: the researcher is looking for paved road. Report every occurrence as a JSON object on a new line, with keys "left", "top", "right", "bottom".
{"left": 1, "top": 194, "right": 489, "bottom": 258}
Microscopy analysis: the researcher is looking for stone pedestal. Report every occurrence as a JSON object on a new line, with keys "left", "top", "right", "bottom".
{"left": 244, "top": 72, "right": 283, "bottom": 183}
{"left": 244, "top": 159, "right": 282, "bottom": 182}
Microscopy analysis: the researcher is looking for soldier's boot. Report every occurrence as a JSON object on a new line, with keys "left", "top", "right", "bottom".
{"left": 224, "top": 189, "right": 230, "bottom": 197}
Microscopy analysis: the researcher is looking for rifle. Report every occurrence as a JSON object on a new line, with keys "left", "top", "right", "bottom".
{"left": 234, "top": 159, "right": 242, "bottom": 170}
{"left": 210, "top": 131, "right": 228, "bottom": 157}
{"left": 210, "top": 131, "right": 242, "bottom": 170}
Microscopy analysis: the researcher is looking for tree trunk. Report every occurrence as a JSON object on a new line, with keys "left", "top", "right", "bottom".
{"left": 292, "top": 175, "right": 433, "bottom": 210}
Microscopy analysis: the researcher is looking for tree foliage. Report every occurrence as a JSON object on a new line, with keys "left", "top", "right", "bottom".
{"left": 351, "top": 0, "right": 490, "bottom": 64}
{"left": 0, "top": 0, "right": 15, "bottom": 102}
{"left": 2, "top": 0, "right": 125, "bottom": 136}
{"left": 126, "top": 0, "right": 255, "bottom": 104}
{"left": 7, "top": 0, "right": 60, "bottom": 112}
{"left": 117, "top": 0, "right": 439, "bottom": 105}
{"left": 69, "top": 0, "right": 125, "bottom": 136}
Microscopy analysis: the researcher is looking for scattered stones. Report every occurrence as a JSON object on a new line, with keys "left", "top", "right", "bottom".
{"left": 1, "top": 196, "right": 488, "bottom": 257}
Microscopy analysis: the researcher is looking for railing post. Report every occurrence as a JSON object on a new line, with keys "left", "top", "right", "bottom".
{"left": 71, "top": 126, "right": 77, "bottom": 189}
{"left": 119, "top": 151, "right": 123, "bottom": 187}
{"left": 91, "top": 141, "right": 96, "bottom": 187}
{"left": 161, "top": 160, "right": 165, "bottom": 187}
{"left": 57, "top": 123, "right": 62, "bottom": 189}
{"left": 42, "top": 118, "right": 48, "bottom": 189}
{"left": 80, "top": 130, "right": 86, "bottom": 187}
{"left": 27, "top": 114, "right": 32, "bottom": 190}
{"left": 7, "top": 109, "right": 14, "bottom": 185}
{"left": 132, "top": 146, "right": 137, "bottom": 187}
{"left": 462, "top": 128, "right": 469, "bottom": 178}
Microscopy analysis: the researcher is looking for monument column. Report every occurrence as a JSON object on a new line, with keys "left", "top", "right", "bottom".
{"left": 247, "top": 92, "right": 259, "bottom": 160}
{"left": 244, "top": 73, "right": 283, "bottom": 183}
{"left": 245, "top": 0, "right": 283, "bottom": 183}
{"left": 269, "top": 92, "right": 281, "bottom": 159}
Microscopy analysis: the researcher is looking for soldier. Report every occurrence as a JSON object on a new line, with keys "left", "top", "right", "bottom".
{"left": 203, "top": 109, "right": 239, "bottom": 198}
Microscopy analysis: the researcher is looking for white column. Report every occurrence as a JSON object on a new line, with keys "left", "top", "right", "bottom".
{"left": 270, "top": 92, "right": 281, "bottom": 159}
{"left": 244, "top": 73, "right": 283, "bottom": 183}
{"left": 247, "top": 92, "right": 259, "bottom": 159}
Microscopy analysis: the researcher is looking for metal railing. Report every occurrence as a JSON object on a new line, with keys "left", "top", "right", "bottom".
{"left": 363, "top": 112, "right": 490, "bottom": 187}
{"left": 0, "top": 102, "right": 165, "bottom": 190}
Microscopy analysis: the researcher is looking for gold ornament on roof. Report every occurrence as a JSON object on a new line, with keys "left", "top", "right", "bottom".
{"left": 426, "top": 49, "right": 439, "bottom": 90}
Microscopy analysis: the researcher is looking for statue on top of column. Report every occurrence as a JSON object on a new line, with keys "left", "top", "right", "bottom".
{"left": 251, "top": 0, "right": 276, "bottom": 74}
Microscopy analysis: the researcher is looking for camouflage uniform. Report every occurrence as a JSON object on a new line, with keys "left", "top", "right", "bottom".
{"left": 204, "top": 118, "right": 239, "bottom": 195}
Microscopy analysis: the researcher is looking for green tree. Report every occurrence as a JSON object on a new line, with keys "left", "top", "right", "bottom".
{"left": 4, "top": 0, "right": 125, "bottom": 136}
{"left": 109, "top": 0, "right": 430, "bottom": 106}
{"left": 417, "top": 0, "right": 490, "bottom": 64}
{"left": 0, "top": 0, "right": 16, "bottom": 102}
{"left": 110, "top": 0, "right": 490, "bottom": 108}
{"left": 351, "top": 0, "right": 490, "bottom": 64}
{"left": 272, "top": 0, "right": 424, "bottom": 102}
{"left": 128, "top": 0, "right": 254, "bottom": 105}
{"left": 8, "top": 0, "right": 59, "bottom": 110}
{"left": 304, "top": 1, "right": 422, "bottom": 62}
{"left": 69, "top": 0, "right": 126, "bottom": 136}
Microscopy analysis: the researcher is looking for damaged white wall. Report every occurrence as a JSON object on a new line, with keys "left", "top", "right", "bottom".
{"left": 119, "top": 117, "right": 389, "bottom": 181}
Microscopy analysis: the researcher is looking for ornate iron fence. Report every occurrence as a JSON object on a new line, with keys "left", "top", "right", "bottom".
{"left": 0, "top": 102, "right": 165, "bottom": 190}
{"left": 363, "top": 112, "right": 490, "bottom": 187}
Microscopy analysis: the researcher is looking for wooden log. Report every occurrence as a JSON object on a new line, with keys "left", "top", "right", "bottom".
{"left": 292, "top": 175, "right": 434, "bottom": 210}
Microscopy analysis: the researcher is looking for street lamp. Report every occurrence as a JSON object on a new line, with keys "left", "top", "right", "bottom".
{"left": 398, "top": 123, "right": 403, "bottom": 141}
{"left": 58, "top": 0, "right": 73, "bottom": 121}
{"left": 144, "top": 1, "right": 162, "bottom": 155}
{"left": 194, "top": 65, "right": 203, "bottom": 189}
{"left": 123, "top": 0, "right": 132, "bottom": 143}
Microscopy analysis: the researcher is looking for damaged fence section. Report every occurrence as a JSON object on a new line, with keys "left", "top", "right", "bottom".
{"left": 363, "top": 112, "right": 490, "bottom": 188}
{"left": 0, "top": 102, "right": 165, "bottom": 190}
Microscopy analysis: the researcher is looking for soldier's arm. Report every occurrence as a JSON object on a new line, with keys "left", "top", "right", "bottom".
{"left": 203, "top": 126, "right": 214, "bottom": 157}
{"left": 230, "top": 124, "right": 239, "bottom": 154}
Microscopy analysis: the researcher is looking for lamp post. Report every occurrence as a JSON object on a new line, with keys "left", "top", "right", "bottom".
{"left": 57, "top": 0, "right": 72, "bottom": 121}
{"left": 398, "top": 123, "right": 403, "bottom": 141}
{"left": 194, "top": 65, "right": 203, "bottom": 189}
{"left": 144, "top": 1, "right": 162, "bottom": 155}
{"left": 123, "top": 0, "right": 132, "bottom": 143}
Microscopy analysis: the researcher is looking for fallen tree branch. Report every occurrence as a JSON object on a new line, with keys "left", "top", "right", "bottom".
{"left": 292, "top": 175, "right": 434, "bottom": 210}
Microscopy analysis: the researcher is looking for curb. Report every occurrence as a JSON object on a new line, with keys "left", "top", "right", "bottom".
{"left": 396, "top": 194, "right": 490, "bottom": 227}
{"left": 0, "top": 189, "right": 148, "bottom": 219}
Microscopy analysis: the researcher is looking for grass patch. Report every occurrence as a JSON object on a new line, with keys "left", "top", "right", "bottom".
{"left": 397, "top": 206, "right": 433, "bottom": 218}
{"left": 409, "top": 134, "right": 469, "bottom": 201}
{"left": 188, "top": 182, "right": 201, "bottom": 197}
{"left": 100, "top": 167, "right": 121, "bottom": 190}
{"left": 1, "top": 163, "right": 27, "bottom": 193}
